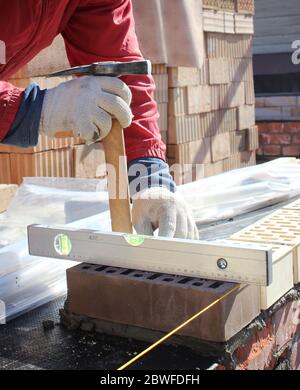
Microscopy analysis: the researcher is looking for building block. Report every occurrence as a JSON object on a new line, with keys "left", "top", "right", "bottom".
{"left": 229, "top": 240, "right": 294, "bottom": 310}
{"left": 74, "top": 143, "right": 106, "bottom": 179}
{"left": 231, "top": 207, "right": 300, "bottom": 284}
{"left": 187, "top": 85, "right": 211, "bottom": 114}
{"left": 237, "top": 105, "right": 255, "bottom": 130}
{"left": 168, "top": 67, "right": 200, "bottom": 88}
{"left": 209, "top": 58, "right": 230, "bottom": 85}
{"left": 66, "top": 263, "right": 261, "bottom": 342}
{"left": 211, "top": 133, "right": 231, "bottom": 161}
{"left": 168, "top": 138, "right": 211, "bottom": 165}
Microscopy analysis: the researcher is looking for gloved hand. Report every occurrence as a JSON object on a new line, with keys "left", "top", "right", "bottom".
{"left": 39, "top": 76, "right": 133, "bottom": 143}
{"left": 132, "top": 187, "right": 199, "bottom": 240}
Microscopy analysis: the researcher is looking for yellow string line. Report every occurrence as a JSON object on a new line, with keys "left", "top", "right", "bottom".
{"left": 117, "top": 283, "right": 241, "bottom": 370}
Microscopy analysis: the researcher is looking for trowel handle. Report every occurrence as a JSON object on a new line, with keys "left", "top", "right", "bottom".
{"left": 102, "top": 120, "right": 133, "bottom": 234}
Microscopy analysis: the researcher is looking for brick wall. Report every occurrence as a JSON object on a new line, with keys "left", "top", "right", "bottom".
{"left": 257, "top": 122, "right": 300, "bottom": 161}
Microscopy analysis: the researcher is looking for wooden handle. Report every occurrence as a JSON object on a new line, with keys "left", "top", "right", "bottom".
{"left": 54, "top": 124, "right": 133, "bottom": 233}
{"left": 102, "top": 120, "right": 133, "bottom": 233}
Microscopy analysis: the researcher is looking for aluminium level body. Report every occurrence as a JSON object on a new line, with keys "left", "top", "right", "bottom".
{"left": 27, "top": 225, "right": 272, "bottom": 286}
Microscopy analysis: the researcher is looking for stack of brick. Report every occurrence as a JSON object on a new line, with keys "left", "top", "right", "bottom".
{"left": 152, "top": 65, "right": 169, "bottom": 145}
{"left": 167, "top": 0, "right": 258, "bottom": 184}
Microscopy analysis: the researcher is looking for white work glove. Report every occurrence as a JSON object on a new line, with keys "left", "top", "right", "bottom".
{"left": 132, "top": 187, "right": 199, "bottom": 240}
{"left": 40, "top": 76, "right": 133, "bottom": 143}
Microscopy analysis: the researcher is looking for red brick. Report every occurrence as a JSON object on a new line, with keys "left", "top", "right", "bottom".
{"left": 259, "top": 133, "right": 291, "bottom": 145}
{"left": 256, "top": 147, "right": 263, "bottom": 156}
{"left": 259, "top": 133, "right": 271, "bottom": 145}
{"left": 290, "top": 335, "right": 300, "bottom": 370}
{"left": 235, "top": 319, "right": 277, "bottom": 370}
{"left": 257, "top": 122, "right": 284, "bottom": 133}
{"left": 292, "top": 135, "right": 300, "bottom": 144}
{"left": 67, "top": 264, "right": 260, "bottom": 343}
{"left": 263, "top": 145, "right": 281, "bottom": 156}
{"left": 273, "top": 300, "right": 300, "bottom": 351}
{"left": 282, "top": 145, "right": 300, "bottom": 157}
{"left": 270, "top": 134, "right": 291, "bottom": 145}
{"left": 284, "top": 122, "right": 300, "bottom": 134}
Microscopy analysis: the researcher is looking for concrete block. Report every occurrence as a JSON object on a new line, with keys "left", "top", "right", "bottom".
{"left": 211, "top": 133, "right": 230, "bottom": 161}
{"left": 67, "top": 263, "right": 261, "bottom": 342}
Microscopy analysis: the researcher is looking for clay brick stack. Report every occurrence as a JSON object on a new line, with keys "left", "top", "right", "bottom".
{"left": 167, "top": 0, "right": 257, "bottom": 184}
{"left": 152, "top": 64, "right": 169, "bottom": 145}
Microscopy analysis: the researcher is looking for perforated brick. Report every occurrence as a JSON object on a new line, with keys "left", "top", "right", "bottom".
{"left": 231, "top": 207, "right": 300, "bottom": 283}
{"left": 67, "top": 264, "right": 260, "bottom": 342}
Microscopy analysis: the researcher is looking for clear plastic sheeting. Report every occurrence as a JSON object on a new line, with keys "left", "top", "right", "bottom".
{"left": 0, "top": 212, "right": 111, "bottom": 322}
{"left": 2, "top": 158, "right": 300, "bottom": 321}
{"left": 178, "top": 158, "right": 300, "bottom": 224}
{"left": 0, "top": 177, "right": 109, "bottom": 248}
